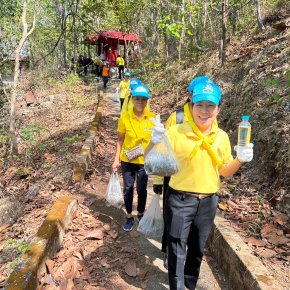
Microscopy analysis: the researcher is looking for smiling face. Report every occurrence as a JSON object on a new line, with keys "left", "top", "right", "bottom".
{"left": 132, "top": 96, "right": 148, "bottom": 113}
{"left": 191, "top": 101, "right": 220, "bottom": 133}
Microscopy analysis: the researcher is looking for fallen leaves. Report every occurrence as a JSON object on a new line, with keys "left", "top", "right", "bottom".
{"left": 85, "top": 229, "right": 104, "bottom": 240}
{"left": 124, "top": 259, "right": 137, "bottom": 277}
{"left": 243, "top": 237, "right": 267, "bottom": 247}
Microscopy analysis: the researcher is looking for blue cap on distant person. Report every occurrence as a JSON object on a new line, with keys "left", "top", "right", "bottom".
{"left": 130, "top": 78, "right": 141, "bottom": 89}
{"left": 188, "top": 76, "right": 213, "bottom": 92}
{"left": 192, "top": 82, "right": 222, "bottom": 105}
{"left": 124, "top": 72, "right": 131, "bottom": 77}
{"left": 132, "top": 84, "right": 150, "bottom": 99}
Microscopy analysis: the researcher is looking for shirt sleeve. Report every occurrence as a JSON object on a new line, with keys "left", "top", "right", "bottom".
{"left": 222, "top": 134, "right": 233, "bottom": 164}
{"left": 117, "top": 116, "right": 126, "bottom": 133}
{"left": 165, "top": 112, "right": 177, "bottom": 129}
{"left": 165, "top": 126, "right": 175, "bottom": 151}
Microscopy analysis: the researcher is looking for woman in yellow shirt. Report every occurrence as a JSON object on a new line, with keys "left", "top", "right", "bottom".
{"left": 117, "top": 72, "right": 131, "bottom": 109}
{"left": 112, "top": 84, "right": 156, "bottom": 232}
{"left": 147, "top": 81, "right": 254, "bottom": 289}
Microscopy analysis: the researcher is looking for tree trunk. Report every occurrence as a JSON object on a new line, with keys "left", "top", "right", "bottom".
{"left": 9, "top": 0, "right": 36, "bottom": 155}
{"left": 256, "top": 0, "right": 265, "bottom": 30}
{"left": 178, "top": 0, "right": 186, "bottom": 63}
{"left": 220, "top": 0, "right": 228, "bottom": 66}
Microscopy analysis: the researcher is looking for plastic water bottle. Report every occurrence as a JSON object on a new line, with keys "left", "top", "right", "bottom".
{"left": 238, "top": 116, "right": 251, "bottom": 146}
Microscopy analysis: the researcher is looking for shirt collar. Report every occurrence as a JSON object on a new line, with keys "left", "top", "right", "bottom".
{"left": 129, "top": 107, "right": 150, "bottom": 120}
{"left": 185, "top": 119, "right": 219, "bottom": 138}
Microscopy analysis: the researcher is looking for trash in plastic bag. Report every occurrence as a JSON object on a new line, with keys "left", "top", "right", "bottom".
{"left": 106, "top": 172, "right": 123, "bottom": 208}
{"left": 144, "top": 135, "right": 179, "bottom": 176}
{"left": 137, "top": 194, "right": 163, "bottom": 237}
{"left": 113, "top": 90, "right": 120, "bottom": 103}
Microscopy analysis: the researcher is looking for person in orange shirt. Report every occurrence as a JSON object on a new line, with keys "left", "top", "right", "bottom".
{"left": 102, "top": 62, "right": 110, "bottom": 89}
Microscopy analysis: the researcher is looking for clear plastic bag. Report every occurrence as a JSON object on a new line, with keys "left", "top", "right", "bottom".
{"left": 106, "top": 172, "right": 123, "bottom": 208}
{"left": 137, "top": 194, "right": 163, "bottom": 237}
{"left": 113, "top": 90, "right": 120, "bottom": 103}
{"left": 144, "top": 135, "right": 179, "bottom": 176}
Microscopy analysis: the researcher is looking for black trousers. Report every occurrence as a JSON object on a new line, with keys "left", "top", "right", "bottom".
{"left": 103, "top": 76, "right": 109, "bottom": 88}
{"left": 165, "top": 187, "right": 218, "bottom": 290}
{"left": 162, "top": 176, "right": 171, "bottom": 253}
{"left": 120, "top": 98, "right": 125, "bottom": 110}
{"left": 121, "top": 161, "right": 148, "bottom": 214}
{"left": 118, "top": 65, "right": 124, "bottom": 79}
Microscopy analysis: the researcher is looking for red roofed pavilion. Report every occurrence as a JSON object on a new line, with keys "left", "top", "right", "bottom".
{"left": 86, "top": 31, "right": 142, "bottom": 67}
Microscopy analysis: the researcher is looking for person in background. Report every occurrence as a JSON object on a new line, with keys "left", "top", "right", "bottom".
{"left": 112, "top": 84, "right": 156, "bottom": 232}
{"left": 94, "top": 56, "right": 103, "bottom": 77}
{"left": 146, "top": 81, "right": 254, "bottom": 290}
{"left": 99, "top": 52, "right": 106, "bottom": 61}
{"left": 121, "top": 78, "right": 150, "bottom": 115}
{"left": 116, "top": 54, "right": 125, "bottom": 79}
{"left": 152, "top": 76, "right": 217, "bottom": 267}
{"left": 77, "top": 55, "right": 85, "bottom": 75}
{"left": 120, "top": 78, "right": 141, "bottom": 114}
{"left": 117, "top": 71, "right": 131, "bottom": 110}
{"left": 102, "top": 62, "right": 110, "bottom": 89}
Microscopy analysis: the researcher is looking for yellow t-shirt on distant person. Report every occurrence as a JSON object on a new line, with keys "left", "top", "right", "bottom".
{"left": 118, "top": 80, "right": 130, "bottom": 99}
{"left": 116, "top": 56, "right": 125, "bottom": 66}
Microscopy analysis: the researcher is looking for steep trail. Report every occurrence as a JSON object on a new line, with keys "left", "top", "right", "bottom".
{"left": 38, "top": 81, "right": 229, "bottom": 289}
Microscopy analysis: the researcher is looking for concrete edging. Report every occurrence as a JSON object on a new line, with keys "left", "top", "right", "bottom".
{"left": 5, "top": 196, "right": 77, "bottom": 290}
{"left": 72, "top": 91, "right": 103, "bottom": 186}
{"left": 208, "top": 213, "right": 282, "bottom": 290}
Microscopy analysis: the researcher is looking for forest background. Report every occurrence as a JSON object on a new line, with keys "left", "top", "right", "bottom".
{"left": 0, "top": 0, "right": 289, "bottom": 287}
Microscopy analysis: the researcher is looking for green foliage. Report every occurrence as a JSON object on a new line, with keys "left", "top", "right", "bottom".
{"left": 274, "top": 0, "right": 289, "bottom": 9}
{"left": 272, "top": 94, "right": 281, "bottom": 102}
{"left": 20, "top": 124, "right": 47, "bottom": 143}
{"left": 0, "top": 131, "right": 9, "bottom": 145}
{"left": 63, "top": 134, "right": 80, "bottom": 145}
{"left": 245, "top": 221, "right": 262, "bottom": 238}
{"left": 63, "top": 73, "right": 82, "bottom": 87}
{"left": 36, "top": 142, "right": 48, "bottom": 152}
{"left": 41, "top": 163, "right": 51, "bottom": 170}
{"left": 70, "top": 94, "right": 92, "bottom": 108}
{"left": 265, "top": 77, "right": 280, "bottom": 87}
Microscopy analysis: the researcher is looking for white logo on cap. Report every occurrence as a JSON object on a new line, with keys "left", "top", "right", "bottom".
{"left": 202, "top": 84, "right": 214, "bottom": 93}
{"left": 135, "top": 86, "right": 147, "bottom": 93}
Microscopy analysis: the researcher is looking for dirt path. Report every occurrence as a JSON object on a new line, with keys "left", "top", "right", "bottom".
{"left": 36, "top": 82, "right": 229, "bottom": 290}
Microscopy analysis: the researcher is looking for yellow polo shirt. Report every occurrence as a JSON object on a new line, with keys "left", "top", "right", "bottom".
{"left": 116, "top": 56, "right": 125, "bottom": 66}
{"left": 153, "top": 103, "right": 192, "bottom": 185}
{"left": 118, "top": 108, "right": 156, "bottom": 164}
{"left": 119, "top": 80, "right": 130, "bottom": 99}
{"left": 166, "top": 123, "right": 233, "bottom": 193}
{"left": 121, "top": 95, "right": 150, "bottom": 115}
{"left": 153, "top": 102, "right": 217, "bottom": 185}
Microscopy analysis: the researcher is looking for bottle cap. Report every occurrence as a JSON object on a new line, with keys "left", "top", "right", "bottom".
{"left": 242, "top": 115, "right": 250, "bottom": 121}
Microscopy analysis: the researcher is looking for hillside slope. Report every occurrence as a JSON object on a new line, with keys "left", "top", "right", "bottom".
{"left": 148, "top": 16, "right": 289, "bottom": 213}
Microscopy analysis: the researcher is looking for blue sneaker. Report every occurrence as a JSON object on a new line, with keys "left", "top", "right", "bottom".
{"left": 137, "top": 214, "right": 143, "bottom": 222}
{"left": 123, "top": 217, "right": 134, "bottom": 232}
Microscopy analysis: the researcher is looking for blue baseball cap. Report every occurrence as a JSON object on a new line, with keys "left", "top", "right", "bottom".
{"left": 188, "top": 76, "right": 213, "bottom": 92}
{"left": 192, "top": 82, "right": 222, "bottom": 105}
{"left": 124, "top": 72, "right": 131, "bottom": 77}
{"left": 129, "top": 78, "right": 141, "bottom": 89}
{"left": 132, "top": 84, "right": 150, "bottom": 99}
